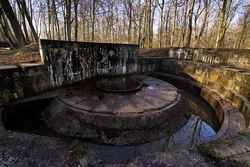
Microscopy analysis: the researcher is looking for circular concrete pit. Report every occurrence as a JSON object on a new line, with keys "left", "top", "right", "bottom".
{"left": 1, "top": 73, "right": 222, "bottom": 165}
{"left": 44, "top": 75, "right": 190, "bottom": 145}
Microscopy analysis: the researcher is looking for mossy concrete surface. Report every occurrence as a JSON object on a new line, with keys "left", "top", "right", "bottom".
{"left": 199, "top": 130, "right": 250, "bottom": 166}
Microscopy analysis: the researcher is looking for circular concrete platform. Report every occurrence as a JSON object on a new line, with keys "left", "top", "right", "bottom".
{"left": 44, "top": 75, "right": 189, "bottom": 145}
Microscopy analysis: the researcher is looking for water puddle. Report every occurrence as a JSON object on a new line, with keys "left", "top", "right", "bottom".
{"left": 78, "top": 91, "right": 218, "bottom": 164}
{"left": 2, "top": 85, "right": 219, "bottom": 165}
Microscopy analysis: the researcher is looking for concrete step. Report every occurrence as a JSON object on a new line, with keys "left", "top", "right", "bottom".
{"left": 199, "top": 130, "right": 250, "bottom": 166}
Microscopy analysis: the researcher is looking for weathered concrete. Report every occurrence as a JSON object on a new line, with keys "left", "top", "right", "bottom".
{"left": 44, "top": 75, "right": 188, "bottom": 145}
{"left": 138, "top": 48, "right": 250, "bottom": 166}
{"left": 1, "top": 42, "right": 250, "bottom": 166}
{"left": 151, "top": 72, "right": 245, "bottom": 140}
{"left": 41, "top": 40, "right": 138, "bottom": 87}
{"left": 159, "top": 59, "right": 250, "bottom": 127}
{"left": 0, "top": 100, "right": 217, "bottom": 167}
{"left": 139, "top": 48, "right": 250, "bottom": 70}
{"left": 126, "top": 149, "right": 216, "bottom": 167}
{"left": 0, "top": 130, "right": 217, "bottom": 167}
{"left": 0, "top": 40, "right": 138, "bottom": 104}
{"left": 199, "top": 130, "right": 250, "bottom": 166}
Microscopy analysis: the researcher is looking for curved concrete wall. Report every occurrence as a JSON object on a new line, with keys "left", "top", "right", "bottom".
{"left": 139, "top": 48, "right": 250, "bottom": 69}
{"left": 138, "top": 48, "right": 250, "bottom": 128}
{"left": 1, "top": 41, "right": 250, "bottom": 131}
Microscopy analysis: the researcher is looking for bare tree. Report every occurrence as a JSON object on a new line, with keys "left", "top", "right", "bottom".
{"left": 74, "top": 0, "right": 79, "bottom": 41}
{"left": 0, "top": 0, "right": 26, "bottom": 47}
{"left": 215, "top": 0, "right": 230, "bottom": 48}
{"left": 184, "top": 0, "right": 196, "bottom": 47}
{"left": 17, "top": 0, "right": 39, "bottom": 42}
{"left": 65, "top": 0, "right": 72, "bottom": 41}
{"left": 0, "top": 0, "right": 249, "bottom": 49}
{"left": 195, "top": 0, "right": 210, "bottom": 47}
{"left": 52, "top": 0, "right": 61, "bottom": 39}
{"left": 124, "top": 0, "right": 133, "bottom": 43}
{"left": 170, "top": 0, "right": 177, "bottom": 46}
{"left": 234, "top": 6, "right": 250, "bottom": 48}
{"left": 164, "top": 1, "right": 171, "bottom": 47}
{"left": 157, "top": 0, "right": 165, "bottom": 47}
{"left": 91, "top": 0, "right": 97, "bottom": 41}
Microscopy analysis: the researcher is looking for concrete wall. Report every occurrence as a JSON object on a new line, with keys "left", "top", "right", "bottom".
{"left": 138, "top": 48, "right": 250, "bottom": 127}
{"left": 139, "top": 48, "right": 250, "bottom": 70}
{"left": 0, "top": 40, "right": 138, "bottom": 104}
{"left": 1, "top": 41, "right": 250, "bottom": 119}
{"left": 41, "top": 40, "right": 138, "bottom": 87}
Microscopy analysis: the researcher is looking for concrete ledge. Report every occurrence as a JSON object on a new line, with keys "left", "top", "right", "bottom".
{"left": 201, "top": 87, "right": 246, "bottom": 139}
{"left": 198, "top": 130, "right": 250, "bottom": 166}
{"left": 43, "top": 76, "right": 189, "bottom": 145}
{"left": 152, "top": 72, "right": 246, "bottom": 140}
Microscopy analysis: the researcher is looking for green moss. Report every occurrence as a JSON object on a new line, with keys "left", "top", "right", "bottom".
{"left": 0, "top": 89, "right": 14, "bottom": 103}
{"left": 70, "top": 142, "right": 88, "bottom": 160}
{"left": 17, "top": 75, "right": 30, "bottom": 85}
{"left": 238, "top": 131, "right": 250, "bottom": 139}
{"left": 114, "top": 119, "right": 123, "bottom": 129}
{"left": 164, "top": 128, "right": 172, "bottom": 136}
{"left": 198, "top": 144, "right": 226, "bottom": 160}
{"left": 216, "top": 139, "right": 234, "bottom": 146}
{"left": 198, "top": 139, "right": 235, "bottom": 159}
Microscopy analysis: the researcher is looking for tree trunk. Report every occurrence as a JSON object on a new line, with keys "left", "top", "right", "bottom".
{"left": 74, "top": 0, "right": 79, "bottom": 41}
{"left": 149, "top": 1, "right": 155, "bottom": 48}
{"left": 17, "top": 0, "right": 39, "bottom": 42}
{"left": 215, "top": 0, "right": 228, "bottom": 48}
{"left": 47, "top": 0, "right": 52, "bottom": 39}
{"left": 126, "top": 0, "right": 133, "bottom": 43}
{"left": 51, "top": 0, "right": 61, "bottom": 40}
{"left": 158, "top": 0, "right": 165, "bottom": 48}
{"left": 196, "top": 0, "right": 210, "bottom": 47}
{"left": 180, "top": 0, "right": 188, "bottom": 47}
{"left": 184, "top": 0, "right": 196, "bottom": 47}
{"left": 65, "top": 0, "right": 72, "bottom": 41}
{"left": 170, "top": 0, "right": 177, "bottom": 47}
{"left": 138, "top": 0, "right": 143, "bottom": 46}
{"left": 0, "top": 0, "right": 26, "bottom": 47}
{"left": 0, "top": 14, "right": 17, "bottom": 47}
{"left": 234, "top": 10, "right": 249, "bottom": 48}
{"left": 91, "top": 0, "right": 96, "bottom": 41}
{"left": 164, "top": 6, "right": 170, "bottom": 47}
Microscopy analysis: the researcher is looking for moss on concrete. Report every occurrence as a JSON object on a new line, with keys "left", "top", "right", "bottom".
{"left": 199, "top": 131, "right": 250, "bottom": 165}
{"left": 0, "top": 89, "right": 15, "bottom": 103}
{"left": 198, "top": 141, "right": 230, "bottom": 160}
{"left": 70, "top": 142, "right": 88, "bottom": 160}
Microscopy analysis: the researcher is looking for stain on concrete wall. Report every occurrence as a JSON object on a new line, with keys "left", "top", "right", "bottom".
{"left": 41, "top": 40, "right": 138, "bottom": 87}
{"left": 2, "top": 41, "right": 250, "bottom": 106}
{"left": 139, "top": 48, "right": 250, "bottom": 70}
{"left": 0, "top": 40, "right": 139, "bottom": 104}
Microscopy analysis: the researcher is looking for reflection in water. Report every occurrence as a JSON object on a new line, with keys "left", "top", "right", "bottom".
{"left": 167, "top": 115, "right": 216, "bottom": 149}
{"left": 86, "top": 115, "right": 216, "bottom": 164}
{"left": 3, "top": 87, "right": 219, "bottom": 165}
{"left": 79, "top": 91, "right": 218, "bottom": 164}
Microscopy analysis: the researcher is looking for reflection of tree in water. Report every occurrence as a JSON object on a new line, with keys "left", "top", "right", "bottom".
{"left": 167, "top": 115, "right": 215, "bottom": 149}
{"left": 190, "top": 117, "right": 202, "bottom": 148}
